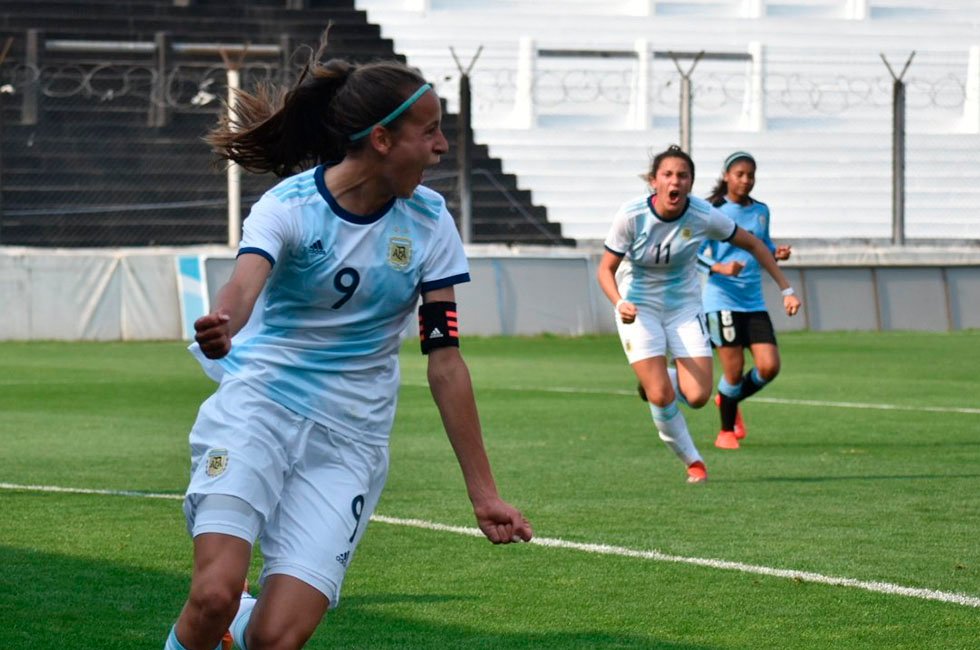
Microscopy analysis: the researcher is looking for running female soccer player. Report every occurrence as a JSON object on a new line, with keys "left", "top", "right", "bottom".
{"left": 597, "top": 145, "right": 800, "bottom": 483}
{"left": 164, "top": 37, "right": 532, "bottom": 650}
{"left": 699, "top": 151, "right": 794, "bottom": 450}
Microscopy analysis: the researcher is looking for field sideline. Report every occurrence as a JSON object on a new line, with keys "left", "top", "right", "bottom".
{"left": 1, "top": 331, "right": 978, "bottom": 649}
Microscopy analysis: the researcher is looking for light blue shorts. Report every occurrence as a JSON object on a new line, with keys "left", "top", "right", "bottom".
{"left": 184, "top": 376, "right": 389, "bottom": 608}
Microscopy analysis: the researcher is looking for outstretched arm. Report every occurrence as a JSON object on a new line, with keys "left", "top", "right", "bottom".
{"left": 194, "top": 253, "right": 271, "bottom": 359}
{"left": 422, "top": 286, "right": 533, "bottom": 544}
{"left": 729, "top": 229, "right": 802, "bottom": 317}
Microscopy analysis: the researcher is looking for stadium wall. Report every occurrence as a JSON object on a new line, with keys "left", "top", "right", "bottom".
{"left": 1, "top": 246, "right": 979, "bottom": 341}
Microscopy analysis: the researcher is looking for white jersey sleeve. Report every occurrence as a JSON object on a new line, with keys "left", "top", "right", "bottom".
{"left": 419, "top": 203, "right": 470, "bottom": 293}
{"left": 237, "top": 193, "right": 302, "bottom": 265}
{"left": 706, "top": 206, "right": 738, "bottom": 242}
{"left": 603, "top": 203, "right": 637, "bottom": 256}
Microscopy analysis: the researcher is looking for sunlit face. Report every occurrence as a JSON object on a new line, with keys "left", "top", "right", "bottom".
{"left": 724, "top": 160, "right": 756, "bottom": 203}
{"left": 648, "top": 156, "right": 693, "bottom": 218}
{"left": 384, "top": 89, "right": 449, "bottom": 198}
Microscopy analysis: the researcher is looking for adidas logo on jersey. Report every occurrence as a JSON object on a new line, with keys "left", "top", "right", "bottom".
{"left": 309, "top": 239, "right": 326, "bottom": 256}
{"left": 335, "top": 550, "right": 350, "bottom": 567}
{"left": 429, "top": 327, "right": 443, "bottom": 338}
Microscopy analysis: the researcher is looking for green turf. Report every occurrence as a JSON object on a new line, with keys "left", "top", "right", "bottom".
{"left": 0, "top": 332, "right": 978, "bottom": 649}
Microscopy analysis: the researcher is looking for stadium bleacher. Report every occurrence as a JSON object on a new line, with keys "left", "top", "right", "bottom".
{"left": 355, "top": 0, "right": 980, "bottom": 243}
{"left": 0, "top": 0, "right": 569, "bottom": 247}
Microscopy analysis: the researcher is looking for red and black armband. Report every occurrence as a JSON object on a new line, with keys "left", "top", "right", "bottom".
{"left": 418, "top": 301, "right": 460, "bottom": 354}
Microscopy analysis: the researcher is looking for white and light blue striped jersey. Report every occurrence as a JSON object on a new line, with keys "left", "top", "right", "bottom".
{"left": 605, "top": 194, "right": 736, "bottom": 315}
{"left": 195, "top": 165, "right": 470, "bottom": 445}
{"left": 699, "top": 198, "right": 776, "bottom": 313}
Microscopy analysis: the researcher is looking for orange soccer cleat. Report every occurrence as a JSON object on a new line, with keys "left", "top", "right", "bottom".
{"left": 686, "top": 460, "right": 707, "bottom": 484}
{"left": 714, "top": 430, "right": 740, "bottom": 450}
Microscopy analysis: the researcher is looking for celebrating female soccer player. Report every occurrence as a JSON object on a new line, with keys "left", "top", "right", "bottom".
{"left": 699, "top": 151, "right": 794, "bottom": 450}
{"left": 597, "top": 145, "right": 800, "bottom": 483}
{"left": 164, "top": 35, "right": 532, "bottom": 650}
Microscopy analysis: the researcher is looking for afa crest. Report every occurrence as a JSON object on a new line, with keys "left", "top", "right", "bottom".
{"left": 681, "top": 227, "right": 693, "bottom": 239}
{"left": 206, "top": 448, "right": 229, "bottom": 478}
{"left": 387, "top": 236, "right": 412, "bottom": 270}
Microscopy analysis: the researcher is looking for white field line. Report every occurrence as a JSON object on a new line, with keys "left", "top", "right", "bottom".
{"left": 400, "top": 382, "right": 980, "bottom": 415}
{"left": 4, "top": 380, "right": 976, "bottom": 415}
{"left": 2, "top": 482, "right": 978, "bottom": 609}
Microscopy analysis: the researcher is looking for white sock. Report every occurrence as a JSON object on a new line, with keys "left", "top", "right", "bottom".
{"left": 164, "top": 626, "right": 188, "bottom": 650}
{"left": 164, "top": 625, "right": 222, "bottom": 650}
{"left": 650, "top": 400, "right": 702, "bottom": 466}
{"left": 230, "top": 591, "right": 258, "bottom": 650}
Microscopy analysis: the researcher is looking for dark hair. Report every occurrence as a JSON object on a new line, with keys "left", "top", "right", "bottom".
{"left": 647, "top": 145, "right": 695, "bottom": 183}
{"left": 707, "top": 152, "right": 757, "bottom": 207}
{"left": 206, "top": 29, "right": 428, "bottom": 177}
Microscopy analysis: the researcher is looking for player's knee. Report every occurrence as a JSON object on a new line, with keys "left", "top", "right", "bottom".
{"left": 757, "top": 363, "right": 780, "bottom": 382}
{"left": 644, "top": 386, "right": 673, "bottom": 407}
{"left": 187, "top": 580, "right": 241, "bottom": 625}
{"left": 683, "top": 388, "right": 711, "bottom": 409}
{"left": 246, "top": 615, "right": 318, "bottom": 650}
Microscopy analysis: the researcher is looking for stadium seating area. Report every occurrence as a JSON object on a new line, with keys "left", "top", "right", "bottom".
{"left": 0, "top": 0, "right": 568, "bottom": 247}
{"left": 355, "top": 0, "right": 980, "bottom": 242}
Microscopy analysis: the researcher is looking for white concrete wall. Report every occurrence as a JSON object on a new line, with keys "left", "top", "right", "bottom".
{"left": 2, "top": 246, "right": 979, "bottom": 341}
{"left": 356, "top": 0, "right": 980, "bottom": 242}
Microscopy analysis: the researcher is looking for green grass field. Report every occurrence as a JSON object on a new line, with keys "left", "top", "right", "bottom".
{"left": 1, "top": 332, "right": 978, "bottom": 649}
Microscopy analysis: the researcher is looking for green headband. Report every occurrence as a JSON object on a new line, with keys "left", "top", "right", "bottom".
{"left": 348, "top": 83, "right": 433, "bottom": 141}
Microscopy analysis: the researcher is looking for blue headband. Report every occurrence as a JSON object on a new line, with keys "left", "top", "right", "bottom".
{"left": 724, "top": 151, "right": 755, "bottom": 170}
{"left": 348, "top": 83, "right": 433, "bottom": 141}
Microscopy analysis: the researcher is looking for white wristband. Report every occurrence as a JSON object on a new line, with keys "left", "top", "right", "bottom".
{"left": 615, "top": 298, "right": 627, "bottom": 310}
{"left": 781, "top": 287, "right": 796, "bottom": 297}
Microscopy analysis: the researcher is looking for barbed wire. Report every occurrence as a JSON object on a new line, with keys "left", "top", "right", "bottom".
{"left": 430, "top": 67, "right": 967, "bottom": 115}
{"left": 0, "top": 62, "right": 967, "bottom": 117}
{"left": 0, "top": 62, "right": 287, "bottom": 111}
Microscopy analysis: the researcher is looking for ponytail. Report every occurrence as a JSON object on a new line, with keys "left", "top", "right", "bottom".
{"left": 707, "top": 179, "right": 728, "bottom": 207}
{"left": 206, "top": 28, "right": 427, "bottom": 177}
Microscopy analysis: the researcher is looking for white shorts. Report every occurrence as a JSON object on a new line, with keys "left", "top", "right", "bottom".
{"left": 615, "top": 305, "right": 711, "bottom": 364}
{"left": 184, "top": 376, "right": 389, "bottom": 608}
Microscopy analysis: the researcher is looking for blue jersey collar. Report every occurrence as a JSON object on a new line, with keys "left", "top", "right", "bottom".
{"left": 315, "top": 164, "right": 396, "bottom": 224}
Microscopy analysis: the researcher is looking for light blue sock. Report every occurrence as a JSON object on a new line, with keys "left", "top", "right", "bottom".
{"left": 650, "top": 400, "right": 701, "bottom": 466}
{"left": 164, "top": 624, "right": 223, "bottom": 650}
{"left": 165, "top": 626, "right": 189, "bottom": 650}
{"left": 230, "top": 593, "right": 258, "bottom": 650}
{"left": 718, "top": 375, "right": 742, "bottom": 399}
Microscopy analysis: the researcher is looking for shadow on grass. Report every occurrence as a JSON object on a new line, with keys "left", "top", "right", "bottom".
{"left": 0, "top": 546, "right": 714, "bottom": 650}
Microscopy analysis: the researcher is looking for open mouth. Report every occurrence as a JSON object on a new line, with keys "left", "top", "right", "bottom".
{"left": 668, "top": 189, "right": 681, "bottom": 201}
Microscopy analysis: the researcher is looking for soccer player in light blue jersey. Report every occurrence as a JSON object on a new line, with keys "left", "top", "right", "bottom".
{"left": 164, "top": 35, "right": 532, "bottom": 650}
{"left": 597, "top": 146, "right": 801, "bottom": 484}
{"left": 699, "top": 152, "right": 794, "bottom": 450}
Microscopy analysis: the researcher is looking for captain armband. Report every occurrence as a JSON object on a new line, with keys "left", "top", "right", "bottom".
{"left": 418, "top": 301, "right": 460, "bottom": 354}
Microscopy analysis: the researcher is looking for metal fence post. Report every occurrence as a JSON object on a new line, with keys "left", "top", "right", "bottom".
{"left": 881, "top": 51, "right": 915, "bottom": 246}
{"left": 219, "top": 46, "right": 250, "bottom": 249}
{"left": 150, "top": 32, "right": 172, "bottom": 127}
{"left": 23, "top": 29, "right": 39, "bottom": 125}
{"left": 667, "top": 51, "right": 704, "bottom": 154}
{"left": 450, "top": 46, "right": 482, "bottom": 244}
{"left": 0, "top": 38, "right": 12, "bottom": 244}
